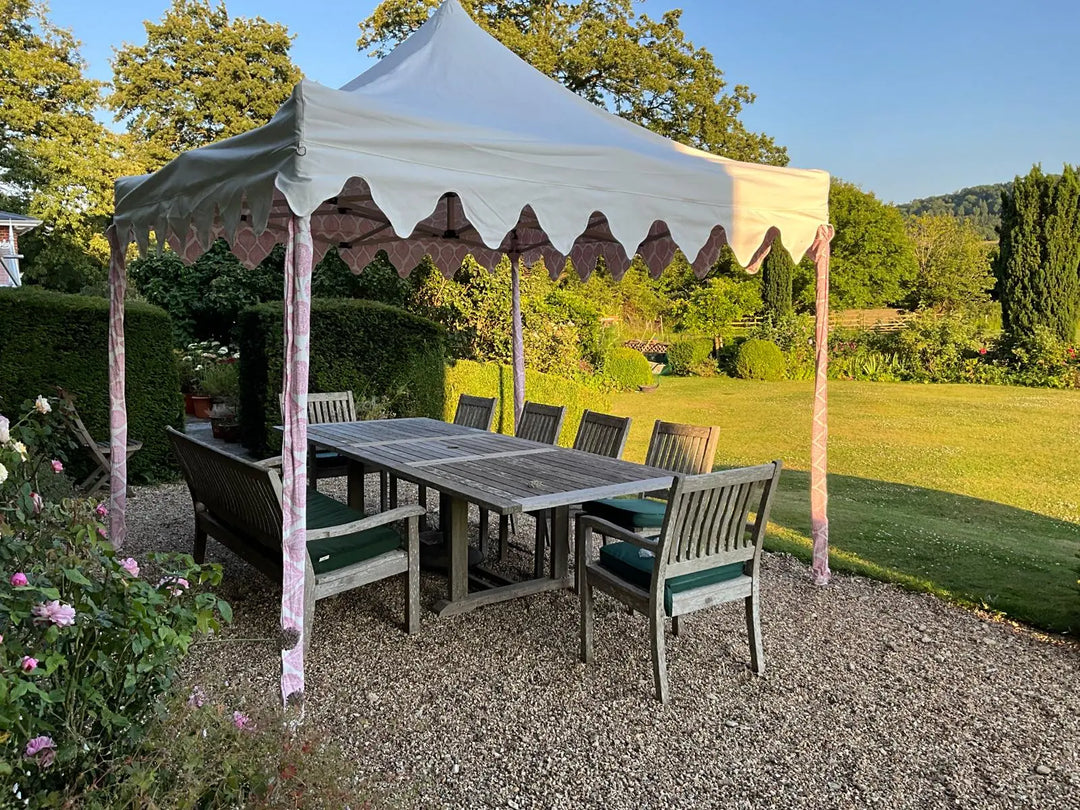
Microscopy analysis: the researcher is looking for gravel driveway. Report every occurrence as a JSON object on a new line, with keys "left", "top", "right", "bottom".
{"left": 127, "top": 481, "right": 1080, "bottom": 810}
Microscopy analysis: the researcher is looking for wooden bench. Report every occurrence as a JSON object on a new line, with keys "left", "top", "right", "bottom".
{"left": 167, "top": 427, "right": 423, "bottom": 649}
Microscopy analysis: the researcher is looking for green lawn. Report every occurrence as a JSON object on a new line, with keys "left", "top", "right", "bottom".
{"left": 609, "top": 378, "right": 1080, "bottom": 635}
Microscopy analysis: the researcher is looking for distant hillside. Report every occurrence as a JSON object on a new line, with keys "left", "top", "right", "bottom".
{"left": 897, "top": 183, "right": 1010, "bottom": 240}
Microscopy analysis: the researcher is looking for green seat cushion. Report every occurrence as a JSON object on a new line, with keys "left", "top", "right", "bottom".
{"left": 598, "top": 541, "right": 745, "bottom": 615}
{"left": 582, "top": 497, "right": 667, "bottom": 530}
{"left": 305, "top": 492, "right": 402, "bottom": 576}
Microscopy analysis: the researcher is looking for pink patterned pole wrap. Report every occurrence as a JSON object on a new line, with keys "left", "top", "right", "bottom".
{"left": 280, "top": 214, "right": 313, "bottom": 705}
{"left": 809, "top": 224, "right": 835, "bottom": 585}
{"left": 106, "top": 226, "right": 128, "bottom": 548}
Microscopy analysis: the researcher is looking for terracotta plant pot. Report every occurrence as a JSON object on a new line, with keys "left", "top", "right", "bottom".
{"left": 183, "top": 392, "right": 197, "bottom": 415}
{"left": 190, "top": 395, "right": 213, "bottom": 419}
{"left": 210, "top": 419, "right": 241, "bottom": 443}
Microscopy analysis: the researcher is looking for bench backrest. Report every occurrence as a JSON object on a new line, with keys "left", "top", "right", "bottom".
{"left": 644, "top": 420, "right": 720, "bottom": 475}
{"left": 278, "top": 391, "right": 357, "bottom": 424}
{"left": 573, "top": 410, "right": 631, "bottom": 459}
{"left": 654, "top": 462, "right": 782, "bottom": 583}
{"left": 167, "top": 427, "right": 283, "bottom": 554}
{"left": 453, "top": 394, "right": 497, "bottom": 431}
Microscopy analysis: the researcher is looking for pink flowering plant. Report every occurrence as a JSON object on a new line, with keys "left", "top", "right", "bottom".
{"left": 0, "top": 395, "right": 76, "bottom": 518}
{"left": 0, "top": 423, "right": 230, "bottom": 799}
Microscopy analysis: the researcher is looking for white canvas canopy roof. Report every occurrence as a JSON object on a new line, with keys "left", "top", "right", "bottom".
{"left": 107, "top": 0, "right": 835, "bottom": 706}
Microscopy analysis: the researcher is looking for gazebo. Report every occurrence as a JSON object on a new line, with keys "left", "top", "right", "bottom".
{"left": 108, "top": 0, "right": 833, "bottom": 704}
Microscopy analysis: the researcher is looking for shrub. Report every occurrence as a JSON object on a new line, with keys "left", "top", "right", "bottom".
{"left": 0, "top": 399, "right": 228, "bottom": 802}
{"left": 0, "top": 287, "right": 182, "bottom": 482}
{"left": 1003, "top": 326, "right": 1080, "bottom": 389}
{"left": 666, "top": 338, "right": 714, "bottom": 376}
{"left": 444, "top": 360, "right": 610, "bottom": 446}
{"left": 892, "top": 311, "right": 984, "bottom": 383}
{"left": 735, "top": 339, "right": 785, "bottom": 381}
{"left": 237, "top": 299, "right": 447, "bottom": 454}
{"left": 604, "top": 348, "right": 654, "bottom": 390}
{"left": 750, "top": 314, "right": 816, "bottom": 380}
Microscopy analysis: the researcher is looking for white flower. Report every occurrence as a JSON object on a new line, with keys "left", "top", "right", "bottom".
{"left": 194, "top": 364, "right": 203, "bottom": 372}
{"left": 218, "top": 347, "right": 228, "bottom": 355}
{"left": 0, "top": 463, "right": 7, "bottom": 485}
{"left": 34, "top": 396, "right": 51, "bottom": 415}
{"left": 12, "top": 441, "right": 27, "bottom": 462}
{"left": 0, "top": 415, "right": 8, "bottom": 444}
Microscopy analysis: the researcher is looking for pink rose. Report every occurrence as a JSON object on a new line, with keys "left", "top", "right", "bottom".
{"left": 232, "top": 710, "right": 252, "bottom": 731}
{"left": 21, "top": 656, "right": 37, "bottom": 672}
{"left": 95, "top": 502, "right": 108, "bottom": 518}
{"left": 157, "top": 576, "right": 190, "bottom": 597}
{"left": 10, "top": 572, "right": 28, "bottom": 587}
{"left": 50, "top": 459, "right": 63, "bottom": 474}
{"left": 119, "top": 557, "right": 139, "bottom": 577}
{"left": 24, "top": 735, "right": 56, "bottom": 769}
{"left": 30, "top": 492, "right": 43, "bottom": 514}
{"left": 32, "top": 600, "right": 76, "bottom": 627}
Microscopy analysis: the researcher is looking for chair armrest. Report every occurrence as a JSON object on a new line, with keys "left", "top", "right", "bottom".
{"left": 575, "top": 514, "right": 659, "bottom": 552}
{"left": 305, "top": 504, "right": 426, "bottom": 542}
{"left": 254, "top": 455, "right": 283, "bottom": 469}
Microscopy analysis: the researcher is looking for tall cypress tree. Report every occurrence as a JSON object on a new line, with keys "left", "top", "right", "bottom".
{"left": 761, "top": 237, "right": 794, "bottom": 318}
{"left": 997, "top": 165, "right": 1080, "bottom": 343}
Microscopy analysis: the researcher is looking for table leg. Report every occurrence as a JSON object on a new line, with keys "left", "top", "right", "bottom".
{"left": 447, "top": 496, "right": 469, "bottom": 603}
{"left": 347, "top": 461, "right": 366, "bottom": 513}
{"left": 550, "top": 505, "right": 570, "bottom": 580}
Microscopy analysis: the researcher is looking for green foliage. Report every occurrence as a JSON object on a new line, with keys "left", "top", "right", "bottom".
{"left": 109, "top": 0, "right": 302, "bottom": 166}
{"left": 1002, "top": 326, "right": 1080, "bottom": 389}
{"left": 761, "top": 240, "right": 794, "bottom": 318}
{"left": 906, "top": 214, "right": 994, "bottom": 311}
{"left": 825, "top": 179, "right": 919, "bottom": 309}
{"left": 676, "top": 275, "right": 761, "bottom": 344}
{"left": 444, "top": 359, "right": 610, "bottom": 447}
{"left": 748, "top": 314, "right": 816, "bottom": 380}
{"left": 898, "top": 183, "right": 1008, "bottom": 241}
{"left": 199, "top": 362, "right": 239, "bottom": 404}
{"left": 76, "top": 693, "right": 371, "bottom": 809}
{"left": 0, "top": 287, "right": 182, "bottom": 482}
{"left": 604, "top": 348, "right": 653, "bottom": 390}
{"left": 358, "top": 0, "right": 787, "bottom": 165}
{"left": 0, "top": 405, "right": 228, "bottom": 801}
{"left": 996, "top": 165, "right": 1080, "bottom": 344}
{"left": 237, "top": 299, "right": 447, "bottom": 454}
{"left": 665, "top": 338, "right": 714, "bottom": 376}
{"left": 734, "top": 338, "right": 785, "bottom": 381}
{"left": 312, "top": 249, "right": 410, "bottom": 307}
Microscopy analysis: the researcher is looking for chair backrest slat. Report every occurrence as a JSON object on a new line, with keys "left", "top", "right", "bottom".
{"left": 644, "top": 420, "right": 720, "bottom": 475}
{"left": 654, "top": 462, "right": 782, "bottom": 580}
{"left": 573, "top": 410, "right": 631, "bottom": 459}
{"left": 279, "top": 391, "right": 357, "bottom": 424}
{"left": 167, "top": 427, "right": 284, "bottom": 554}
{"left": 516, "top": 401, "right": 566, "bottom": 445}
{"left": 453, "top": 394, "right": 497, "bottom": 431}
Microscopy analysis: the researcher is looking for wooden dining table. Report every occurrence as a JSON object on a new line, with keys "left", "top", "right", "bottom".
{"left": 303, "top": 417, "right": 673, "bottom": 617}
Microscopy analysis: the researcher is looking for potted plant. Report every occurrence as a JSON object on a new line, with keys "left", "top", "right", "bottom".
{"left": 176, "top": 350, "right": 204, "bottom": 415}
{"left": 201, "top": 363, "right": 240, "bottom": 441}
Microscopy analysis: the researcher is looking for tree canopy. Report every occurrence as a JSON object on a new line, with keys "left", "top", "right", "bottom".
{"left": 898, "top": 184, "right": 1008, "bottom": 241}
{"left": 357, "top": 0, "right": 787, "bottom": 165}
{"left": 110, "top": 0, "right": 302, "bottom": 166}
{"left": 905, "top": 214, "right": 993, "bottom": 312}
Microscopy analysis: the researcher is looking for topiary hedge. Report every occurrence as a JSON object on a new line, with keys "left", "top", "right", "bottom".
{"left": 666, "top": 338, "right": 715, "bottom": 376}
{"left": 237, "top": 299, "right": 447, "bottom": 455}
{"left": 735, "top": 338, "right": 786, "bottom": 381}
{"left": 0, "top": 287, "right": 182, "bottom": 481}
{"left": 444, "top": 359, "right": 610, "bottom": 447}
{"left": 604, "top": 348, "right": 654, "bottom": 390}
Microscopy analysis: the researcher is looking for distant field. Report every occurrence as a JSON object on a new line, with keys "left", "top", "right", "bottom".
{"left": 609, "top": 378, "right": 1080, "bottom": 634}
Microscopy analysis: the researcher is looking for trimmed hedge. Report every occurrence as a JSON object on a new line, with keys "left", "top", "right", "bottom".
{"left": 0, "top": 287, "right": 182, "bottom": 481}
{"left": 237, "top": 299, "right": 447, "bottom": 454}
{"left": 605, "top": 348, "right": 654, "bottom": 390}
{"left": 444, "top": 360, "right": 610, "bottom": 447}
{"left": 666, "top": 338, "right": 714, "bottom": 376}
{"left": 735, "top": 338, "right": 786, "bottom": 381}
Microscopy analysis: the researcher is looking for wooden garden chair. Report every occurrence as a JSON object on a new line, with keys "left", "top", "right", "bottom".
{"left": 577, "top": 461, "right": 782, "bottom": 703}
{"left": 419, "top": 394, "right": 497, "bottom": 529}
{"left": 59, "top": 389, "right": 142, "bottom": 496}
{"left": 279, "top": 390, "right": 357, "bottom": 487}
{"left": 580, "top": 419, "right": 720, "bottom": 539}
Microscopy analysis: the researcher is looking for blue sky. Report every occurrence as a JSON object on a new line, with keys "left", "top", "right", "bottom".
{"left": 50, "top": 0, "right": 1079, "bottom": 203}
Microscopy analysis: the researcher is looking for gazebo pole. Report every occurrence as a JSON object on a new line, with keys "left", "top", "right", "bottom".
{"left": 105, "top": 225, "right": 128, "bottom": 548}
{"left": 279, "top": 213, "right": 314, "bottom": 707}
{"left": 509, "top": 253, "right": 525, "bottom": 425}
{"left": 809, "top": 224, "right": 835, "bottom": 585}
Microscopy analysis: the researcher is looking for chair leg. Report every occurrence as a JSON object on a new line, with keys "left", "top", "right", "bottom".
{"left": 379, "top": 471, "right": 389, "bottom": 511}
{"left": 579, "top": 572, "right": 595, "bottom": 664}
{"left": 405, "top": 517, "right": 419, "bottom": 634}
{"left": 745, "top": 585, "right": 765, "bottom": 675}
{"left": 650, "top": 608, "right": 669, "bottom": 703}
{"left": 417, "top": 485, "right": 428, "bottom": 532}
{"left": 389, "top": 475, "right": 398, "bottom": 509}
{"left": 672, "top": 615, "right": 681, "bottom": 637}
{"left": 533, "top": 512, "right": 546, "bottom": 579}
{"left": 303, "top": 558, "right": 316, "bottom": 657}
{"left": 193, "top": 525, "right": 207, "bottom": 564}
{"left": 479, "top": 509, "right": 490, "bottom": 558}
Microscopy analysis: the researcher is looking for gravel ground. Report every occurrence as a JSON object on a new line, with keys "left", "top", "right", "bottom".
{"left": 127, "top": 480, "right": 1080, "bottom": 810}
